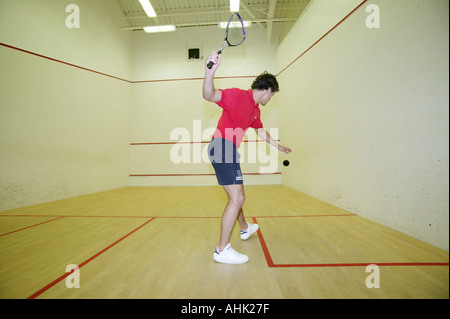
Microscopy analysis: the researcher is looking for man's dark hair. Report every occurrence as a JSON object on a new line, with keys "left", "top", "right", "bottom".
{"left": 251, "top": 71, "right": 279, "bottom": 92}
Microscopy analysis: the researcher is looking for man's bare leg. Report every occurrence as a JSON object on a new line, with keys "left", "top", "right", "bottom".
{"left": 218, "top": 184, "right": 245, "bottom": 251}
{"left": 237, "top": 208, "right": 248, "bottom": 231}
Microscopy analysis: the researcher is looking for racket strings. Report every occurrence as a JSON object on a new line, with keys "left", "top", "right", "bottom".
{"left": 226, "top": 15, "right": 245, "bottom": 46}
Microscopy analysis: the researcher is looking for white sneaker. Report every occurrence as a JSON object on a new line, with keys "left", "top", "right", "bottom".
{"left": 240, "top": 222, "right": 259, "bottom": 240}
{"left": 213, "top": 243, "right": 249, "bottom": 264}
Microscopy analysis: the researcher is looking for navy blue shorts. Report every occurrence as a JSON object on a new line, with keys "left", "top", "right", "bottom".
{"left": 208, "top": 138, "right": 243, "bottom": 185}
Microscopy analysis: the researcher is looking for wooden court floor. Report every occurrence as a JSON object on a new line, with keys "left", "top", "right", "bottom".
{"left": 0, "top": 185, "right": 448, "bottom": 299}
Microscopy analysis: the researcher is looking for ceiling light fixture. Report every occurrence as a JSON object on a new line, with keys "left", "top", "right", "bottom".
{"left": 218, "top": 21, "right": 251, "bottom": 28}
{"left": 230, "top": 0, "right": 240, "bottom": 12}
{"left": 139, "top": 0, "right": 157, "bottom": 17}
{"left": 143, "top": 25, "right": 176, "bottom": 33}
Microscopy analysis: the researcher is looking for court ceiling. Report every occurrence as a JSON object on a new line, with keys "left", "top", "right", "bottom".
{"left": 93, "top": 0, "right": 311, "bottom": 41}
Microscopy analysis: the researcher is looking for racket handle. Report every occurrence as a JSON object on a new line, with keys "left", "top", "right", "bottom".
{"left": 206, "top": 50, "right": 222, "bottom": 69}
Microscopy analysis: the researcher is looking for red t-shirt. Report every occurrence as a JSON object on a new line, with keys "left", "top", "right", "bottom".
{"left": 213, "top": 88, "right": 263, "bottom": 148}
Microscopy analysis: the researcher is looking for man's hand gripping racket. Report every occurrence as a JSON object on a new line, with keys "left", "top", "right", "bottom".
{"left": 206, "top": 51, "right": 221, "bottom": 72}
{"left": 206, "top": 12, "right": 246, "bottom": 70}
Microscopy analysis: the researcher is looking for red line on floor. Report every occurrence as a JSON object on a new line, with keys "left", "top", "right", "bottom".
{"left": 270, "top": 262, "right": 449, "bottom": 268}
{"left": 251, "top": 214, "right": 357, "bottom": 218}
{"left": 252, "top": 217, "right": 274, "bottom": 267}
{"left": 0, "top": 216, "right": 64, "bottom": 237}
{"left": 27, "top": 217, "right": 155, "bottom": 299}
{"left": 252, "top": 217, "right": 449, "bottom": 269}
{"left": 0, "top": 214, "right": 152, "bottom": 219}
{"left": 0, "top": 214, "right": 66, "bottom": 218}
{"left": 0, "top": 214, "right": 354, "bottom": 219}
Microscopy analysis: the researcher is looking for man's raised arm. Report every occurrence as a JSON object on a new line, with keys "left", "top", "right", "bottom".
{"left": 203, "top": 52, "right": 222, "bottom": 103}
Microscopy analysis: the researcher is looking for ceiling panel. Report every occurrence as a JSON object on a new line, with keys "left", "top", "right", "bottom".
{"left": 93, "top": 0, "right": 311, "bottom": 42}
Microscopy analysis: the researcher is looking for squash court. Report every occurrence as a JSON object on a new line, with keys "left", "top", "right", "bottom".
{"left": 0, "top": 185, "right": 448, "bottom": 299}
{"left": 0, "top": 0, "right": 448, "bottom": 300}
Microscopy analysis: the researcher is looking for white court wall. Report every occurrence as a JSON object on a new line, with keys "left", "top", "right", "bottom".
{"left": 276, "top": 0, "right": 449, "bottom": 250}
{"left": 0, "top": 0, "right": 132, "bottom": 210}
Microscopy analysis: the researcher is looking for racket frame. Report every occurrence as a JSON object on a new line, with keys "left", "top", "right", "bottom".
{"left": 207, "top": 12, "right": 246, "bottom": 69}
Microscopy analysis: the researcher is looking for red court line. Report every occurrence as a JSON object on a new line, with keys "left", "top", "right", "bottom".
{"left": 132, "top": 77, "right": 204, "bottom": 83}
{"left": 27, "top": 217, "right": 155, "bottom": 299}
{"left": 252, "top": 217, "right": 449, "bottom": 269}
{"left": 0, "top": 214, "right": 65, "bottom": 218}
{"left": 130, "top": 139, "right": 279, "bottom": 145}
{"left": 131, "top": 173, "right": 215, "bottom": 177}
{"left": 270, "top": 262, "right": 450, "bottom": 268}
{"left": 0, "top": 216, "right": 65, "bottom": 237}
{"left": 251, "top": 214, "right": 357, "bottom": 218}
{"left": 277, "top": 0, "right": 369, "bottom": 77}
{"left": 0, "top": 43, "right": 132, "bottom": 83}
{"left": 252, "top": 217, "right": 275, "bottom": 267}
{"left": 131, "top": 141, "right": 211, "bottom": 145}
{"left": 132, "top": 75, "right": 256, "bottom": 83}
{"left": 0, "top": 214, "right": 152, "bottom": 219}
{"left": 130, "top": 172, "right": 281, "bottom": 177}
{"left": 0, "top": 43, "right": 257, "bottom": 83}
{"left": 0, "top": 214, "right": 352, "bottom": 219}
